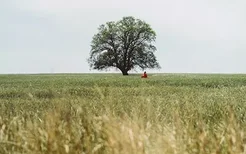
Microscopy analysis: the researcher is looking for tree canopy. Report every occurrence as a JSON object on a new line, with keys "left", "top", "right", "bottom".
{"left": 88, "top": 16, "right": 160, "bottom": 75}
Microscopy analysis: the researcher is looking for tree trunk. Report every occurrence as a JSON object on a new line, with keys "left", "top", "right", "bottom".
{"left": 121, "top": 69, "right": 129, "bottom": 75}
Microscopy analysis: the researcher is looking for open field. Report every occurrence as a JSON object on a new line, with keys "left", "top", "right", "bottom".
{"left": 1, "top": 73, "right": 246, "bottom": 154}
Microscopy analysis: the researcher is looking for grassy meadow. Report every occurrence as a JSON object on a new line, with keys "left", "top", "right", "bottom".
{"left": 1, "top": 73, "right": 246, "bottom": 154}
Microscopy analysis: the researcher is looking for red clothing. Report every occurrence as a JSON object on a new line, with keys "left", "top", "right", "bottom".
{"left": 141, "top": 72, "right": 147, "bottom": 78}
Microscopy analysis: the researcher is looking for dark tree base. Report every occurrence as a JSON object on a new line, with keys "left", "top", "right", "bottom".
{"left": 121, "top": 71, "right": 129, "bottom": 75}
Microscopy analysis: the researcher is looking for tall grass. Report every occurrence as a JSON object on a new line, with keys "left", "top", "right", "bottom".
{"left": 0, "top": 74, "right": 246, "bottom": 153}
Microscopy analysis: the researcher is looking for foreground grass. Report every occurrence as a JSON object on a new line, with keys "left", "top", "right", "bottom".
{"left": 0, "top": 73, "right": 246, "bottom": 154}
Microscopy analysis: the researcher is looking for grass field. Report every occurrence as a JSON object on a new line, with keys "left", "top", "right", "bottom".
{"left": 1, "top": 73, "right": 246, "bottom": 154}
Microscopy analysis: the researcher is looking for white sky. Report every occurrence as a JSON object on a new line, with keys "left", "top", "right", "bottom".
{"left": 1, "top": 0, "right": 246, "bottom": 74}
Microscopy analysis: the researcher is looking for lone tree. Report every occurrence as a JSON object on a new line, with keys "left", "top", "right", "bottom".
{"left": 88, "top": 16, "right": 160, "bottom": 75}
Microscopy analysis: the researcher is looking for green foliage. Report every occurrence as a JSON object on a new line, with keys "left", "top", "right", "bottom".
{"left": 0, "top": 74, "right": 246, "bottom": 153}
{"left": 88, "top": 16, "right": 160, "bottom": 75}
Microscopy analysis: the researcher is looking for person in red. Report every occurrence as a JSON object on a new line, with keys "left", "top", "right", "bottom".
{"left": 141, "top": 71, "right": 148, "bottom": 78}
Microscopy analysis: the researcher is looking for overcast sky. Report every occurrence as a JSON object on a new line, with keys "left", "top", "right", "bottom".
{"left": 1, "top": 0, "right": 246, "bottom": 74}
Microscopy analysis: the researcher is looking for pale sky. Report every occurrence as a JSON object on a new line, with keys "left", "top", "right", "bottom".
{"left": 1, "top": 0, "right": 246, "bottom": 74}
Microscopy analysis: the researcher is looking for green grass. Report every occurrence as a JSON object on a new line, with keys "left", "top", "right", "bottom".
{"left": 0, "top": 73, "right": 246, "bottom": 153}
